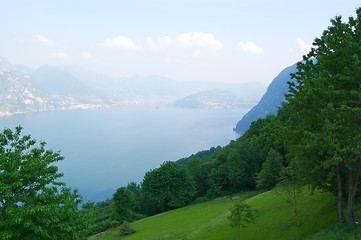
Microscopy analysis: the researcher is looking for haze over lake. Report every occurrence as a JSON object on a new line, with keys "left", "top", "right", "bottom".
{"left": 0, "top": 105, "right": 250, "bottom": 202}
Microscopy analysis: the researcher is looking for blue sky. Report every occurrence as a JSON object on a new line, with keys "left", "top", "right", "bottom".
{"left": 1, "top": 0, "right": 360, "bottom": 84}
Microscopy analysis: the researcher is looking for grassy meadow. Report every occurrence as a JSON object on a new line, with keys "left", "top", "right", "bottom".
{"left": 91, "top": 187, "right": 338, "bottom": 240}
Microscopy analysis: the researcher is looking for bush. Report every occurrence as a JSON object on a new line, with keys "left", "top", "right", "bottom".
{"left": 119, "top": 221, "right": 136, "bottom": 236}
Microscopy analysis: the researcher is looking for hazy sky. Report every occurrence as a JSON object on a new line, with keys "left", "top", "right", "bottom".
{"left": 1, "top": 0, "right": 360, "bottom": 84}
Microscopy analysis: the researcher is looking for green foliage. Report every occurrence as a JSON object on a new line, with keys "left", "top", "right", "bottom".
{"left": 81, "top": 181, "right": 145, "bottom": 238}
{"left": 80, "top": 199, "right": 114, "bottom": 237}
{"left": 256, "top": 148, "right": 284, "bottom": 189}
{"left": 208, "top": 114, "right": 284, "bottom": 194}
{"left": 179, "top": 112, "right": 286, "bottom": 202}
{"left": 142, "top": 161, "right": 196, "bottom": 214}
{"left": 278, "top": 167, "right": 304, "bottom": 226}
{"left": 227, "top": 200, "right": 258, "bottom": 240}
{"left": 0, "top": 126, "right": 85, "bottom": 240}
{"left": 207, "top": 164, "right": 230, "bottom": 197}
{"left": 226, "top": 146, "right": 250, "bottom": 188}
{"left": 113, "top": 187, "right": 132, "bottom": 222}
{"left": 186, "top": 158, "right": 209, "bottom": 197}
{"left": 176, "top": 146, "right": 222, "bottom": 166}
{"left": 302, "top": 222, "right": 361, "bottom": 240}
{"left": 124, "top": 182, "right": 143, "bottom": 214}
{"left": 119, "top": 221, "right": 135, "bottom": 236}
{"left": 110, "top": 220, "right": 120, "bottom": 228}
{"left": 113, "top": 182, "right": 144, "bottom": 223}
{"left": 283, "top": 7, "right": 361, "bottom": 224}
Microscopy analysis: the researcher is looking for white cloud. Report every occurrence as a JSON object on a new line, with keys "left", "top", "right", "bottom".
{"left": 192, "top": 50, "right": 203, "bottom": 57}
{"left": 175, "top": 32, "right": 223, "bottom": 50}
{"left": 98, "top": 36, "right": 140, "bottom": 50}
{"left": 51, "top": 52, "right": 68, "bottom": 59}
{"left": 81, "top": 51, "right": 94, "bottom": 59}
{"left": 235, "top": 41, "right": 263, "bottom": 54}
{"left": 146, "top": 36, "right": 172, "bottom": 51}
{"left": 146, "top": 33, "right": 223, "bottom": 52}
{"left": 296, "top": 38, "right": 311, "bottom": 52}
{"left": 36, "top": 35, "right": 55, "bottom": 45}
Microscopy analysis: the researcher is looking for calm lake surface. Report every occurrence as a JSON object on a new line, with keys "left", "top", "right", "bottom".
{"left": 0, "top": 105, "right": 250, "bottom": 202}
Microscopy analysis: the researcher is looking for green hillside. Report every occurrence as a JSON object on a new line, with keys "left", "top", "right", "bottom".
{"left": 92, "top": 188, "right": 337, "bottom": 240}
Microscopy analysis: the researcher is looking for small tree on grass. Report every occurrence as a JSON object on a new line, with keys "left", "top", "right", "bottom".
{"left": 278, "top": 166, "right": 303, "bottom": 226}
{"left": 227, "top": 200, "right": 258, "bottom": 240}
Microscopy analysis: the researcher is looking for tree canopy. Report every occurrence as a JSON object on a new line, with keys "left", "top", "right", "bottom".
{"left": 227, "top": 200, "right": 257, "bottom": 240}
{"left": 0, "top": 126, "right": 85, "bottom": 240}
{"left": 141, "top": 161, "right": 196, "bottom": 214}
{"left": 283, "top": 7, "right": 361, "bottom": 224}
{"left": 113, "top": 182, "right": 143, "bottom": 223}
{"left": 256, "top": 148, "right": 284, "bottom": 189}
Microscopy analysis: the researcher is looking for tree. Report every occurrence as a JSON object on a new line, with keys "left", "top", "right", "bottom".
{"left": 113, "top": 187, "right": 132, "bottom": 222}
{"left": 124, "top": 182, "right": 143, "bottom": 214}
{"left": 226, "top": 148, "right": 248, "bottom": 188}
{"left": 256, "top": 148, "right": 284, "bottom": 189}
{"left": 80, "top": 199, "right": 115, "bottom": 237}
{"left": 0, "top": 126, "right": 85, "bottom": 240}
{"left": 113, "top": 182, "right": 144, "bottom": 223}
{"left": 278, "top": 166, "right": 303, "bottom": 226}
{"left": 186, "top": 158, "right": 209, "bottom": 197}
{"left": 284, "top": 8, "right": 361, "bottom": 224}
{"left": 227, "top": 200, "right": 257, "bottom": 240}
{"left": 141, "top": 161, "right": 196, "bottom": 214}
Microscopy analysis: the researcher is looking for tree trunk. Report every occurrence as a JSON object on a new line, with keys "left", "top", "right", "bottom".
{"left": 345, "top": 161, "right": 361, "bottom": 224}
{"left": 237, "top": 227, "right": 240, "bottom": 240}
{"left": 294, "top": 207, "right": 300, "bottom": 226}
{"left": 352, "top": 161, "right": 361, "bottom": 222}
{"left": 346, "top": 168, "right": 355, "bottom": 224}
{"left": 336, "top": 163, "right": 344, "bottom": 222}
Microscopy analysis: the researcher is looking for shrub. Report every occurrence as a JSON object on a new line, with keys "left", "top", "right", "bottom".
{"left": 119, "top": 221, "right": 136, "bottom": 236}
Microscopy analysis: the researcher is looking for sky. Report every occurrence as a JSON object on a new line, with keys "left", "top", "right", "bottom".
{"left": 1, "top": 0, "right": 360, "bottom": 85}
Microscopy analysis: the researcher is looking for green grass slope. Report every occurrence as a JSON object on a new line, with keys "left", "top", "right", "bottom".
{"left": 92, "top": 188, "right": 337, "bottom": 240}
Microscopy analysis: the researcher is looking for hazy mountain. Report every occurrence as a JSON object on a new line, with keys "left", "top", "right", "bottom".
{"left": 29, "top": 66, "right": 110, "bottom": 105}
{"left": 30, "top": 66, "right": 91, "bottom": 96}
{"left": 233, "top": 63, "right": 298, "bottom": 135}
{"left": 0, "top": 58, "right": 109, "bottom": 116}
{"left": 0, "top": 57, "right": 267, "bottom": 116}
{"left": 62, "top": 66, "right": 267, "bottom": 104}
{"left": 173, "top": 90, "right": 257, "bottom": 109}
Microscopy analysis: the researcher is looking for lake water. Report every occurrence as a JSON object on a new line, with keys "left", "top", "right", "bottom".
{"left": 0, "top": 106, "right": 249, "bottom": 202}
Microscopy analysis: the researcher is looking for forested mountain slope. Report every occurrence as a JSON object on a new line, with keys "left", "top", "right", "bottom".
{"left": 234, "top": 63, "right": 297, "bottom": 135}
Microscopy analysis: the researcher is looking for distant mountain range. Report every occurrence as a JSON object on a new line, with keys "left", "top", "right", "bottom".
{"left": 173, "top": 90, "right": 257, "bottom": 109}
{"left": 0, "top": 57, "right": 267, "bottom": 116}
{"left": 233, "top": 63, "right": 298, "bottom": 135}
